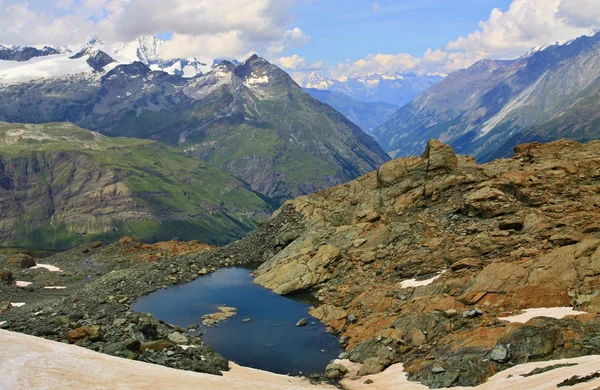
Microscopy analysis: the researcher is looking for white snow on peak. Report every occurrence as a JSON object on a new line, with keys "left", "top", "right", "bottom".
{"left": 0, "top": 54, "right": 95, "bottom": 84}
{"left": 245, "top": 74, "right": 270, "bottom": 85}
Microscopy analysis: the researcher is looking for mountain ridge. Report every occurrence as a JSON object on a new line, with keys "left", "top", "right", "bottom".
{"left": 0, "top": 54, "right": 390, "bottom": 202}
{"left": 374, "top": 32, "right": 600, "bottom": 161}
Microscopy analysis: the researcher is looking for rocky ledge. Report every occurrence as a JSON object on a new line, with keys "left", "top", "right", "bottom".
{"left": 251, "top": 139, "right": 600, "bottom": 387}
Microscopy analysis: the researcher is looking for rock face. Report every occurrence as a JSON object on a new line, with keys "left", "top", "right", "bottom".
{"left": 252, "top": 138, "right": 600, "bottom": 387}
{"left": 0, "top": 122, "right": 270, "bottom": 249}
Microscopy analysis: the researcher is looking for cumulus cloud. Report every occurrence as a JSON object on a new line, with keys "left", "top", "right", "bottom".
{"left": 326, "top": 0, "right": 600, "bottom": 78}
{"left": 447, "top": 0, "right": 598, "bottom": 58}
{"left": 0, "top": 0, "right": 308, "bottom": 59}
{"left": 276, "top": 54, "right": 324, "bottom": 70}
{"left": 373, "top": 2, "right": 381, "bottom": 13}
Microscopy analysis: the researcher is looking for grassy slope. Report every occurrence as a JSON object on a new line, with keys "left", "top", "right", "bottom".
{"left": 0, "top": 122, "right": 270, "bottom": 249}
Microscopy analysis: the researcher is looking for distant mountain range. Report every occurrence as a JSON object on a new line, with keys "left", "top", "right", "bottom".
{"left": 0, "top": 47, "right": 390, "bottom": 203}
{"left": 304, "top": 88, "right": 398, "bottom": 133}
{"left": 374, "top": 32, "right": 600, "bottom": 162}
{"left": 302, "top": 71, "right": 443, "bottom": 107}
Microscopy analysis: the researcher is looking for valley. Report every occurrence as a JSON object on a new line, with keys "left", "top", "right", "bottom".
{"left": 3, "top": 138, "right": 600, "bottom": 388}
{"left": 2, "top": 5, "right": 600, "bottom": 388}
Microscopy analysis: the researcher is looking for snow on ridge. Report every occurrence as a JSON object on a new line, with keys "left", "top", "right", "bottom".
{"left": 0, "top": 54, "right": 94, "bottom": 84}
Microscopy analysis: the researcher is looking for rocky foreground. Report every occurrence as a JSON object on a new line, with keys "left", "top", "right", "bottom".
{"left": 2, "top": 138, "right": 600, "bottom": 388}
{"left": 252, "top": 139, "right": 600, "bottom": 387}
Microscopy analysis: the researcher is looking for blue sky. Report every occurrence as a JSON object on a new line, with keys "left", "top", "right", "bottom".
{"left": 0, "top": 0, "right": 599, "bottom": 78}
{"left": 290, "top": 0, "right": 512, "bottom": 64}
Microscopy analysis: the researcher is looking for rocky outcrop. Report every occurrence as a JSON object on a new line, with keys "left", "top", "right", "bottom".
{"left": 252, "top": 138, "right": 600, "bottom": 387}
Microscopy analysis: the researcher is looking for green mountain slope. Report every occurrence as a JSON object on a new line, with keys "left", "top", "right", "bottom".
{"left": 0, "top": 122, "right": 270, "bottom": 249}
{"left": 0, "top": 56, "right": 390, "bottom": 203}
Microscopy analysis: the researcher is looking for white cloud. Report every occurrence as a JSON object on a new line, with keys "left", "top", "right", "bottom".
{"left": 0, "top": 0, "right": 308, "bottom": 59}
{"left": 557, "top": 0, "right": 600, "bottom": 27}
{"left": 373, "top": 2, "right": 381, "bottom": 13}
{"left": 277, "top": 54, "right": 324, "bottom": 70}
{"left": 325, "top": 0, "right": 600, "bottom": 78}
{"left": 446, "top": 0, "right": 598, "bottom": 59}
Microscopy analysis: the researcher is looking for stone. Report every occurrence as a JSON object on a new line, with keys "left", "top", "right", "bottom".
{"left": 202, "top": 306, "right": 237, "bottom": 327}
{"left": 65, "top": 325, "right": 101, "bottom": 344}
{"left": 550, "top": 234, "right": 581, "bottom": 246}
{"left": 422, "top": 139, "right": 458, "bottom": 172}
{"left": 54, "top": 316, "right": 71, "bottom": 326}
{"left": 167, "top": 332, "right": 188, "bottom": 345}
{"left": 462, "top": 310, "right": 481, "bottom": 319}
{"left": 365, "top": 212, "right": 381, "bottom": 223}
{"left": 9, "top": 255, "right": 36, "bottom": 269}
{"left": 353, "top": 239, "right": 368, "bottom": 248}
{"left": 490, "top": 344, "right": 509, "bottom": 363}
{"left": 358, "top": 358, "right": 385, "bottom": 376}
{"left": 432, "top": 365, "right": 446, "bottom": 374}
{"left": 347, "top": 314, "right": 358, "bottom": 324}
{"left": 0, "top": 268, "right": 14, "bottom": 285}
{"left": 450, "top": 258, "right": 484, "bottom": 271}
{"left": 325, "top": 363, "right": 348, "bottom": 379}
{"left": 498, "top": 216, "right": 524, "bottom": 231}
{"left": 361, "top": 252, "right": 376, "bottom": 264}
{"left": 242, "top": 318, "right": 251, "bottom": 322}
{"left": 409, "top": 328, "right": 427, "bottom": 346}
{"left": 139, "top": 340, "right": 176, "bottom": 352}
{"left": 104, "top": 339, "right": 141, "bottom": 355}
{"left": 112, "top": 318, "right": 127, "bottom": 327}
{"left": 444, "top": 309, "right": 458, "bottom": 318}
{"left": 296, "top": 318, "right": 309, "bottom": 327}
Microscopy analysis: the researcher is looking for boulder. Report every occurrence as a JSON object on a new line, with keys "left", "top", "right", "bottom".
{"left": 65, "top": 325, "right": 101, "bottom": 344}
{"left": 358, "top": 357, "right": 385, "bottom": 376}
{"left": 421, "top": 139, "right": 458, "bottom": 172}
{"left": 254, "top": 244, "right": 341, "bottom": 294}
{"left": 325, "top": 363, "right": 348, "bottom": 380}
{"left": 0, "top": 268, "right": 14, "bottom": 285}
{"left": 296, "top": 318, "right": 308, "bottom": 327}
{"left": 167, "top": 332, "right": 188, "bottom": 345}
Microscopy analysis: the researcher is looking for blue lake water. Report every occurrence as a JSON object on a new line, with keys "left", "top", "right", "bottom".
{"left": 130, "top": 267, "right": 343, "bottom": 375}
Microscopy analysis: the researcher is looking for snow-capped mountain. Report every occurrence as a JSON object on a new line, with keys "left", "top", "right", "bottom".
{"left": 110, "top": 36, "right": 211, "bottom": 77}
{"left": 302, "top": 71, "right": 443, "bottom": 106}
{"left": 0, "top": 36, "right": 236, "bottom": 83}
{"left": 0, "top": 44, "right": 62, "bottom": 62}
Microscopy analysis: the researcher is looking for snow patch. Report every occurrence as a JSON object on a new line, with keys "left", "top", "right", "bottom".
{"left": 499, "top": 307, "right": 587, "bottom": 323}
{"left": 400, "top": 271, "right": 445, "bottom": 289}
{"left": 10, "top": 303, "right": 25, "bottom": 307}
{"left": 0, "top": 329, "right": 335, "bottom": 389}
{"left": 15, "top": 281, "right": 32, "bottom": 287}
{"left": 245, "top": 74, "right": 269, "bottom": 85}
{"left": 0, "top": 321, "right": 5, "bottom": 326}
{"left": 31, "top": 264, "right": 63, "bottom": 272}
